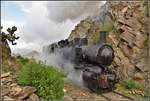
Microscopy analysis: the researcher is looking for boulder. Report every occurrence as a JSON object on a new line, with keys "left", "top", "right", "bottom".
{"left": 1, "top": 76, "right": 13, "bottom": 84}
{"left": 15, "top": 86, "right": 37, "bottom": 100}
{"left": 118, "top": 25, "right": 138, "bottom": 36}
{"left": 81, "top": 21, "right": 91, "bottom": 29}
{"left": 1, "top": 72, "right": 40, "bottom": 100}
{"left": 135, "top": 32, "right": 146, "bottom": 48}
{"left": 120, "top": 31, "right": 135, "bottom": 47}
{"left": 122, "top": 57, "right": 135, "bottom": 78}
{"left": 118, "top": 16, "right": 142, "bottom": 30}
{"left": 135, "top": 59, "right": 148, "bottom": 72}
{"left": 1, "top": 88, "right": 10, "bottom": 96}
{"left": 29, "top": 93, "right": 39, "bottom": 100}
{"left": 116, "top": 48, "right": 125, "bottom": 60}
{"left": 132, "top": 46, "right": 141, "bottom": 54}
{"left": 121, "top": 6, "right": 128, "bottom": 14}
{"left": 3, "top": 96, "right": 14, "bottom": 100}
{"left": 120, "top": 42, "right": 132, "bottom": 58}
{"left": 133, "top": 72, "right": 144, "bottom": 80}
{"left": 1, "top": 72, "right": 11, "bottom": 78}
{"left": 11, "top": 86, "right": 22, "bottom": 96}
{"left": 10, "top": 83, "right": 18, "bottom": 87}
{"left": 64, "top": 95, "right": 73, "bottom": 101}
{"left": 107, "top": 33, "right": 119, "bottom": 46}
{"left": 114, "top": 57, "right": 121, "bottom": 66}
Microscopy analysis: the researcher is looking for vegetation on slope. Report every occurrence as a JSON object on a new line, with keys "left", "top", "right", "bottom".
{"left": 16, "top": 56, "right": 65, "bottom": 100}
{"left": 120, "top": 78, "right": 144, "bottom": 90}
{"left": 117, "top": 78, "right": 148, "bottom": 100}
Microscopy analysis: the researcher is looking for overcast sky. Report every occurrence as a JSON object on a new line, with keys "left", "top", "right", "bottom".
{"left": 1, "top": 1, "right": 106, "bottom": 55}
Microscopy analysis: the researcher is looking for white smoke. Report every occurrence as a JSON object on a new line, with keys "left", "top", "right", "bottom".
{"left": 37, "top": 50, "right": 84, "bottom": 87}
{"left": 14, "top": 1, "right": 107, "bottom": 86}
{"left": 2, "top": 1, "right": 106, "bottom": 54}
{"left": 35, "top": 1, "right": 107, "bottom": 87}
{"left": 47, "top": 1, "right": 106, "bottom": 23}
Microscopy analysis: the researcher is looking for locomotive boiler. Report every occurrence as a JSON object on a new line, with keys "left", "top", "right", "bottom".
{"left": 46, "top": 31, "right": 118, "bottom": 93}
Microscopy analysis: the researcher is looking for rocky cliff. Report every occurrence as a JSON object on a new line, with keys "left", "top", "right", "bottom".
{"left": 1, "top": 25, "right": 22, "bottom": 73}
{"left": 0, "top": 37, "right": 20, "bottom": 73}
{"left": 68, "top": 1, "right": 149, "bottom": 82}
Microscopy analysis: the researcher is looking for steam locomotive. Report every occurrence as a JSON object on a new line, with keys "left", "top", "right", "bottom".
{"left": 46, "top": 31, "right": 118, "bottom": 93}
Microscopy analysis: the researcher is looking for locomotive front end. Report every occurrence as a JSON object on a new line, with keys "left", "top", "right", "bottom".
{"left": 82, "top": 31, "right": 118, "bottom": 93}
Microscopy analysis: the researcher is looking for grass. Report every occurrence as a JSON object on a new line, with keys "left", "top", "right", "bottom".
{"left": 144, "top": 36, "right": 149, "bottom": 46}
{"left": 120, "top": 78, "right": 144, "bottom": 90}
{"left": 100, "top": 23, "right": 116, "bottom": 33}
{"left": 143, "top": 0, "right": 148, "bottom": 17}
{"left": 116, "top": 83, "right": 148, "bottom": 100}
{"left": 16, "top": 56, "right": 65, "bottom": 100}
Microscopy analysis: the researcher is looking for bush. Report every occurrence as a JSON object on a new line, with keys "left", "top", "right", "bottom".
{"left": 100, "top": 23, "right": 116, "bottom": 33}
{"left": 144, "top": 36, "right": 149, "bottom": 46}
{"left": 18, "top": 56, "right": 29, "bottom": 65}
{"left": 17, "top": 57, "right": 65, "bottom": 100}
{"left": 120, "top": 78, "right": 144, "bottom": 90}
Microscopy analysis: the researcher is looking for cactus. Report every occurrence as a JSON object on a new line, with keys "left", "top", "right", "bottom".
{"left": 1, "top": 26, "right": 20, "bottom": 45}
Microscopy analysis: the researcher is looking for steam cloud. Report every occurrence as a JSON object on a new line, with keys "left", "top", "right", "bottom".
{"left": 35, "top": 1, "right": 106, "bottom": 87}
{"left": 3, "top": 1, "right": 106, "bottom": 54}
{"left": 47, "top": 1, "right": 105, "bottom": 23}
{"left": 37, "top": 50, "right": 84, "bottom": 87}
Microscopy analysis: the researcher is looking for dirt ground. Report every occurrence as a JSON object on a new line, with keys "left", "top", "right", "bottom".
{"left": 63, "top": 83, "right": 148, "bottom": 100}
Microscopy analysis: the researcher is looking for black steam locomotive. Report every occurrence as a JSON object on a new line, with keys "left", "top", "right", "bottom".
{"left": 47, "top": 31, "right": 118, "bottom": 93}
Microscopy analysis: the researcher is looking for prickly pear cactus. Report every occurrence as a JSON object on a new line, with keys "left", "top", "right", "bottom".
{"left": 1, "top": 26, "right": 19, "bottom": 45}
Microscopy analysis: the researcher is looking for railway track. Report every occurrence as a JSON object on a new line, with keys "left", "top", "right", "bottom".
{"left": 100, "top": 90, "right": 134, "bottom": 100}
{"left": 64, "top": 83, "right": 136, "bottom": 100}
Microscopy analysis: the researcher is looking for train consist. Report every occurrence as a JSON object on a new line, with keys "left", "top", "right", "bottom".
{"left": 45, "top": 31, "right": 118, "bottom": 93}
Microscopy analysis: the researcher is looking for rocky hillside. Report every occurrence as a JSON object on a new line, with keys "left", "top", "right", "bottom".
{"left": 23, "top": 50, "right": 40, "bottom": 59}
{"left": 68, "top": 1, "right": 149, "bottom": 83}
{"left": 0, "top": 41, "right": 20, "bottom": 73}
{"left": 1, "top": 72, "right": 39, "bottom": 100}
{"left": 107, "top": 1, "right": 148, "bottom": 79}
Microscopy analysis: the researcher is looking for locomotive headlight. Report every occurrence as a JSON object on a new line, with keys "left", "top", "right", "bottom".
{"left": 97, "top": 44, "right": 115, "bottom": 66}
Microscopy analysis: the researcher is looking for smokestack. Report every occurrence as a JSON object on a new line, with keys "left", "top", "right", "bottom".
{"left": 99, "top": 31, "right": 107, "bottom": 44}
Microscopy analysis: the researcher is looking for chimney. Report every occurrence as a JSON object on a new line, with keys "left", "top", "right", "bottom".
{"left": 99, "top": 31, "right": 107, "bottom": 44}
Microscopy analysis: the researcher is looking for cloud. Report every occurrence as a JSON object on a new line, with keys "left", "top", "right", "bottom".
{"left": 1, "top": 19, "right": 23, "bottom": 32}
{"left": 20, "top": 2, "right": 77, "bottom": 50}
{"left": 4, "top": 1, "right": 77, "bottom": 54}
{"left": 1, "top": 1, "right": 105, "bottom": 54}
{"left": 11, "top": 1, "right": 33, "bottom": 13}
{"left": 47, "top": 1, "right": 105, "bottom": 23}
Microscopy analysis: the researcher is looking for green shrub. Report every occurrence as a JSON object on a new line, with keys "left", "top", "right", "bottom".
{"left": 17, "top": 57, "right": 65, "bottom": 100}
{"left": 17, "top": 56, "right": 29, "bottom": 65}
{"left": 100, "top": 23, "right": 116, "bottom": 33}
{"left": 120, "top": 78, "right": 144, "bottom": 90}
{"left": 144, "top": 36, "right": 149, "bottom": 46}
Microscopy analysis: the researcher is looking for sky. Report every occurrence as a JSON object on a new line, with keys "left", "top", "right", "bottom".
{"left": 1, "top": 1, "right": 106, "bottom": 55}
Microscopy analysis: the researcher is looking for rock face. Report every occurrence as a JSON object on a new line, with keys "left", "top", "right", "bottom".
{"left": 68, "top": 1, "right": 148, "bottom": 81}
{"left": 0, "top": 41, "right": 11, "bottom": 61}
{"left": 106, "top": 1, "right": 148, "bottom": 81}
{"left": 0, "top": 40, "right": 20, "bottom": 73}
{"left": 68, "top": 18, "right": 101, "bottom": 45}
{"left": 1, "top": 72, "right": 39, "bottom": 101}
